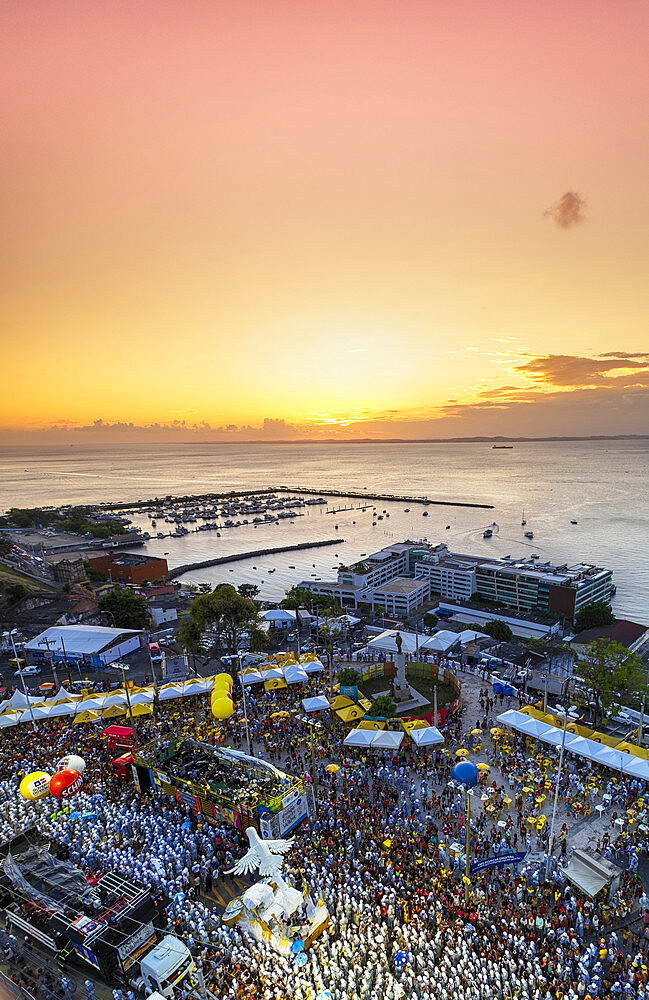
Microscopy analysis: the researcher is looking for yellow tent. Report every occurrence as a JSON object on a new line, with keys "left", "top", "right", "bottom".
{"left": 357, "top": 695, "right": 373, "bottom": 712}
{"left": 402, "top": 718, "right": 428, "bottom": 732}
{"left": 73, "top": 710, "right": 101, "bottom": 724}
{"left": 101, "top": 705, "right": 126, "bottom": 719}
{"left": 358, "top": 719, "right": 386, "bottom": 731}
{"left": 329, "top": 695, "right": 354, "bottom": 712}
{"left": 336, "top": 705, "right": 365, "bottom": 723}
{"left": 131, "top": 703, "right": 154, "bottom": 717}
{"left": 264, "top": 678, "right": 288, "bottom": 692}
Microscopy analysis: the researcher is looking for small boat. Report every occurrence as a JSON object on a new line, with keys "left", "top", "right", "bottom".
{"left": 422, "top": 511, "right": 429, "bottom": 517}
{"left": 570, "top": 519, "right": 578, "bottom": 525}
{"left": 521, "top": 511, "right": 526, "bottom": 526}
{"left": 524, "top": 531, "right": 534, "bottom": 539}
{"left": 289, "top": 565, "right": 295, "bottom": 569}
{"left": 445, "top": 525, "right": 450, "bottom": 530}
{"left": 372, "top": 521, "right": 377, "bottom": 526}
{"left": 404, "top": 508, "right": 410, "bottom": 512}
{"left": 483, "top": 528, "right": 493, "bottom": 538}
{"left": 492, "top": 444, "right": 513, "bottom": 449}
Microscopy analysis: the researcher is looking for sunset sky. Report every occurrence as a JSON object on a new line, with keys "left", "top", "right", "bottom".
{"left": 2, "top": 0, "right": 649, "bottom": 441}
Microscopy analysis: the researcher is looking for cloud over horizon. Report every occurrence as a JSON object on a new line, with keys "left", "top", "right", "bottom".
{"left": 543, "top": 191, "right": 587, "bottom": 229}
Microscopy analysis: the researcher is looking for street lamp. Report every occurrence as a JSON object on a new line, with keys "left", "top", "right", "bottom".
{"left": 9, "top": 631, "right": 37, "bottom": 730}
{"left": 545, "top": 708, "right": 569, "bottom": 881}
{"left": 110, "top": 662, "right": 135, "bottom": 733}
{"left": 450, "top": 760, "right": 479, "bottom": 908}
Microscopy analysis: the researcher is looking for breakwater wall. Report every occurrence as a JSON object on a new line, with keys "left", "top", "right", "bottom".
{"left": 275, "top": 486, "right": 494, "bottom": 509}
{"left": 168, "top": 538, "right": 342, "bottom": 579}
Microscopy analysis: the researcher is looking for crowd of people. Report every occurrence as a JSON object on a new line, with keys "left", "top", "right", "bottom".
{"left": 1, "top": 668, "right": 648, "bottom": 1000}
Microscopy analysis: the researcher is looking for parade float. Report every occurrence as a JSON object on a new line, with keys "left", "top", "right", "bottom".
{"left": 222, "top": 826, "right": 329, "bottom": 957}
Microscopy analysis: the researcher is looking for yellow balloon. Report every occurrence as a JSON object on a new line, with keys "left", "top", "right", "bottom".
{"left": 211, "top": 696, "right": 234, "bottom": 720}
{"left": 20, "top": 771, "right": 52, "bottom": 801}
{"left": 214, "top": 672, "right": 232, "bottom": 685}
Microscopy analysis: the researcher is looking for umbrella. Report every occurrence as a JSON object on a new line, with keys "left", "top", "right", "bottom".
{"left": 325, "top": 764, "right": 340, "bottom": 773}
{"left": 471, "top": 729, "right": 484, "bottom": 735}
{"left": 477, "top": 763, "right": 490, "bottom": 771}
{"left": 73, "top": 710, "right": 101, "bottom": 724}
{"left": 490, "top": 727, "right": 503, "bottom": 736}
{"left": 270, "top": 711, "right": 290, "bottom": 719}
{"left": 456, "top": 748, "right": 469, "bottom": 757}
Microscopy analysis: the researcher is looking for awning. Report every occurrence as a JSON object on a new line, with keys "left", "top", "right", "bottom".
{"left": 370, "top": 730, "right": 404, "bottom": 750}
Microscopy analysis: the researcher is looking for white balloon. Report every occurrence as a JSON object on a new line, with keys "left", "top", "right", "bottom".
{"left": 57, "top": 754, "right": 86, "bottom": 775}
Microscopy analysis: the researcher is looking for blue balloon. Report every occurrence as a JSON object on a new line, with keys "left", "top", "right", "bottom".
{"left": 451, "top": 761, "right": 479, "bottom": 788}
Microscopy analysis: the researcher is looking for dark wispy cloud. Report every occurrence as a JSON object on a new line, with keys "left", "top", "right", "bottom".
{"left": 514, "top": 353, "right": 649, "bottom": 387}
{"left": 543, "top": 191, "right": 586, "bottom": 229}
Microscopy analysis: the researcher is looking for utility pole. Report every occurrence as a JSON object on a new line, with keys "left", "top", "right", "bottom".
{"left": 38, "top": 636, "right": 60, "bottom": 688}
{"left": 60, "top": 635, "right": 73, "bottom": 687}
{"left": 638, "top": 693, "right": 646, "bottom": 748}
{"left": 10, "top": 632, "right": 37, "bottom": 730}
{"left": 464, "top": 789, "right": 472, "bottom": 908}
{"left": 545, "top": 709, "right": 569, "bottom": 880}
{"left": 238, "top": 653, "right": 251, "bottom": 755}
{"left": 433, "top": 682, "right": 438, "bottom": 729}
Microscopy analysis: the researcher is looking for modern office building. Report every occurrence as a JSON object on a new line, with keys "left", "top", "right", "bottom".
{"left": 474, "top": 560, "right": 613, "bottom": 619}
{"left": 299, "top": 540, "right": 613, "bottom": 621}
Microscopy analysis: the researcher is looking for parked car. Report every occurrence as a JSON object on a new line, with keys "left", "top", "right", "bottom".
{"left": 14, "top": 664, "right": 41, "bottom": 677}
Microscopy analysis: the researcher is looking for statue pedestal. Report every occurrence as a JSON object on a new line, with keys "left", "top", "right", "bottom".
{"left": 393, "top": 652, "right": 410, "bottom": 703}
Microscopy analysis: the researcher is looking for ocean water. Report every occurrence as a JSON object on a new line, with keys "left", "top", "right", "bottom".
{"left": 1, "top": 440, "right": 648, "bottom": 620}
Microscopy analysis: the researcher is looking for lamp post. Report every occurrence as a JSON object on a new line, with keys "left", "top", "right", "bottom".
{"left": 545, "top": 708, "right": 569, "bottom": 881}
{"left": 450, "top": 759, "right": 479, "bottom": 909}
{"left": 9, "top": 632, "right": 37, "bottom": 730}
{"left": 237, "top": 652, "right": 251, "bottom": 756}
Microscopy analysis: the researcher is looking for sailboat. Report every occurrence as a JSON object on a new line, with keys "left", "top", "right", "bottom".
{"left": 521, "top": 511, "right": 526, "bottom": 526}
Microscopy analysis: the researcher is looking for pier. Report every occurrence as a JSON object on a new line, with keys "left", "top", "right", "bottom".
{"left": 275, "top": 486, "right": 494, "bottom": 509}
{"left": 167, "top": 538, "right": 342, "bottom": 579}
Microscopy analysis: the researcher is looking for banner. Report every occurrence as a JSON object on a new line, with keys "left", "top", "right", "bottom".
{"left": 471, "top": 851, "right": 527, "bottom": 874}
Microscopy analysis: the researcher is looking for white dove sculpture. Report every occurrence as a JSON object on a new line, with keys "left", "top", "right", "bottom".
{"left": 227, "top": 826, "right": 295, "bottom": 891}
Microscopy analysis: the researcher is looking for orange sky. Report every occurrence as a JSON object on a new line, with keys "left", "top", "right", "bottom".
{"left": 2, "top": 0, "right": 649, "bottom": 440}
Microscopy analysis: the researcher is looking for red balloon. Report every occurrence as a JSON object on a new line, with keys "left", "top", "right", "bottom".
{"left": 49, "top": 769, "right": 83, "bottom": 799}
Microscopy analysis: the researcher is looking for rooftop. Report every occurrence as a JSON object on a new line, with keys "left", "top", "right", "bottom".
{"left": 571, "top": 619, "right": 649, "bottom": 649}
{"left": 372, "top": 576, "right": 429, "bottom": 596}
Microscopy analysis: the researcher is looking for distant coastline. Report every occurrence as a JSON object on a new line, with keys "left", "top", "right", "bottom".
{"left": 3, "top": 434, "right": 647, "bottom": 448}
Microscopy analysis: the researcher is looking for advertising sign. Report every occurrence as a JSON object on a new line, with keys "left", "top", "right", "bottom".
{"left": 278, "top": 793, "right": 308, "bottom": 835}
{"left": 471, "top": 851, "right": 527, "bottom": 875}
{"left": 175, "top": 788, "right": 200, "bottom": 812}
{"left": 118, "top": 920, "right": 156, "bottom": 971}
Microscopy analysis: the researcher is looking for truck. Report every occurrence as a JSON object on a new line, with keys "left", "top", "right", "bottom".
{"left": 0, "top": 829, "right": 194, "bottom": 997}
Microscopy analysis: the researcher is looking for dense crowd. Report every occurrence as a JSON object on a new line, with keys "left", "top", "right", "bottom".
{"left": 1, "top": 671, "right": 649, "bottom": 1000}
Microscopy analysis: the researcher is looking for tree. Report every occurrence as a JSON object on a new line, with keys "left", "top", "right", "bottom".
{"left": 369, "top": 694, "right": 397, "bottom": 719}
{"left": 575, "top": 601, "right": 615, "bottom": 633}
{"left": 423, "top": 613, "right": 438, "bottom": 628}
{"left": 99, "top": 588, "right": 151, "bottom": 630}
{"left": 248, "top": 623, "right": 269, "bottom": 652}
{"left": 0, "top": 537, "right": 13, "bottom": 558}
{"left": 178, "top": 618, "right": 204, "bottom": 673}
{"left": 576, "top": 639, "right": 647, "bottom": 725}
{"left": 481, "top": 620, "right": 513, "bottom": 642}
{"left": 189, "top": 584, "right": 260, "bottom": 654}
{"left": 339, "top": 667, "right": 361, "bottom": 686}
{"left": 238, "top": 583, "right": 260, "bottom": 601}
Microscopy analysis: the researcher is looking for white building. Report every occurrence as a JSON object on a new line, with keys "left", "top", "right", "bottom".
{"left": 371, "top": 577, "right": 430, "bottom": 617}
{"left": 413, "top": 545, "right": 480, "bottom": 601}
{"left": 25, "top": 625, "right": 144, "bottom": 668}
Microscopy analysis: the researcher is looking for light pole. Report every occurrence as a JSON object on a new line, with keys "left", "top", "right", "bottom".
{"left": 450, "top": 760, "right": 478, "bottom": 909}
{"left": 237, "top": 652, "right": 251, "bottom": 756}
{"left": 38, "top": 637, "right": 60, "bottom": 689}
{"left": 10, "top": 632, "right": 37, "bottom": 730}
{"left": 111, "top": 662, "right": 135, "bottom": 733}
{"left": 545, "top": 709, "right": 569, "bottom": 880}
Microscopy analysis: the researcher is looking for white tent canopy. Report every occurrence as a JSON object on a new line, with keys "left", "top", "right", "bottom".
{"left": 371, "top": 730, "right": 404, "bottom": 750}
{"left": 283, "top": 665, "right": 309, "bottom": 684}
{"left": 241, "top": 670, "right": 264, "bottom": 686}
{"left": 302, "top": 696, "right": 330, "bottom": 713}
{"left": 344, "top": 728, "right": 404, "bottom": 750}
{"left": 410, "top": 726, "right": 445, "bottom": 747}
{"left": 302, "top": 660, "right": 324, "bottom": 674}
{"left": 497, "top": 709, "right": 649, "bottom": 780}
{"left": 343, "top": 729, "right": 376, "bottom": 748}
